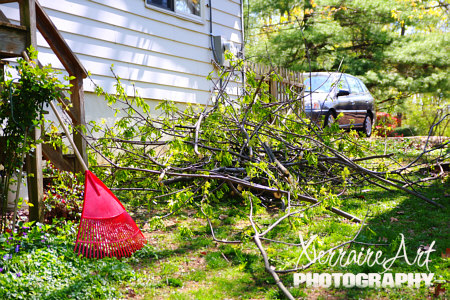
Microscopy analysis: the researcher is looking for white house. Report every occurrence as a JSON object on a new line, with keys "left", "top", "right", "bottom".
{"left": 0, "top": 0, "right": 245, "bottom": 217}
{"left": 1, "top": 0, "right": 244, "bottom": 123}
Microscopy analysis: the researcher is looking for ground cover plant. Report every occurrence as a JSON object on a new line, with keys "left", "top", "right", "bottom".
{"left": 0, "top": 219, "right": 137, "bottom": 299}
{"left": 0, "top": 161, "right": 140, "bottom": 299}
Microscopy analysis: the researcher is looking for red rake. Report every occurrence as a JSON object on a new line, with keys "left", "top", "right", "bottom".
{"left": 74, "top": 170, "right": 147, "bottom": 258}
{"left": 49, "top": 101, "right": 146, "bottom": 258}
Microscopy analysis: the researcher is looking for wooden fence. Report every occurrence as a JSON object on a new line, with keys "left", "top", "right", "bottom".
{"left": 247, "top": 62, "right": 305, "bottom": 113}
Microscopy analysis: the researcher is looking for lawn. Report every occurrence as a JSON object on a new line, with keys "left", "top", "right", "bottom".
{"left": 0, "top": 137, "right": 448, "bottom": 299}
{"left": 124, "top": 178, "right": 448, "bottom": 299}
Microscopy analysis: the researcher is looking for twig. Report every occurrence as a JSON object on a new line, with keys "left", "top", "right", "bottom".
{"left": 248, "top": 195, "right": 294, "bottom": 300}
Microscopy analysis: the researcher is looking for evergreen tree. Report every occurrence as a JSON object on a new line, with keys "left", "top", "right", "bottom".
{"left": 246, "top": 0, "right": 449, "bottom": 108}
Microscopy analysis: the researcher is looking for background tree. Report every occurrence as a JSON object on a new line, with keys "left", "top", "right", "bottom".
{"left": 246, "top": 0, "right": 449, "bottom": 112}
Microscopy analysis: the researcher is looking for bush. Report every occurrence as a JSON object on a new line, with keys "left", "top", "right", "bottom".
{"left": 0, "top": 47, "right": 74, "bottom": 230}
{"left": 401, "top": 94, "right": 449, "bottom": 136}
{"left": 391, "top": 125, "right": 418, "bottom": 137}
{"left": 42, "top": 162, "right": 84, "bottom": 223}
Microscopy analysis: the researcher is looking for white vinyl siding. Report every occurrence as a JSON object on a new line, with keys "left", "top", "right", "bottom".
{"left": 0, "top": 0, "right": 243, "bottom": 107}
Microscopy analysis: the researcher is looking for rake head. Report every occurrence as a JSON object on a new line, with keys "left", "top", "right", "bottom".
{"left": 74, "top": 171, "right": 146, "bottom": 259}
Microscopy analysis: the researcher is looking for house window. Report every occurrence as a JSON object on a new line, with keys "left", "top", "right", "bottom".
{"left": 148, "top": 0, "right": 174, "bottom": 11}
{"left": 147, "top": 0, "right": 201, "bottom": 17}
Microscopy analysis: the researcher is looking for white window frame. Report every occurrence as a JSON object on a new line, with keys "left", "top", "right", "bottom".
{"left": 145, "top": 0, "right": 204, "bottom": 24}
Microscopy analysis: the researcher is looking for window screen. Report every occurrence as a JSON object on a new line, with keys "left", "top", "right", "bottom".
{"left": 176, "top": 0, "right": 200, "bottom": 16}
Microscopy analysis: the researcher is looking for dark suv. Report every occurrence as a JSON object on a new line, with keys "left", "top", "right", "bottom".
{"left": 303, "top": 72, "right": 375, "bottom": 136}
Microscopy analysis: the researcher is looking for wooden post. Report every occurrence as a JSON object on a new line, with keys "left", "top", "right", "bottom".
{"left": 269, "top": 73, "right": 278, "bottom": 102}
{"left": 0, "top": 60, "right": 4, "bottom": 81}
{"left": 20, "top": 0, "right": 36, "bottom": 47}
{"left": 20, "top": 0, "right": 44, "bottom": 223}
{"left": 300, "top": 73, "right": 304, "bottom": 115}
{"left": 70, "top": 75, "right": 88, "bottom": 173}
{"left": 26, "top": 127, "right": 44, "bottom": 222}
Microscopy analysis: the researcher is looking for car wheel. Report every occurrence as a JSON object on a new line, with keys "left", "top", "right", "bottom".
{"left": 324, "top": 110, "right": 335, "bottom": 127}
{"left": 363, "top": 115, "right": 372, "bottom": 137}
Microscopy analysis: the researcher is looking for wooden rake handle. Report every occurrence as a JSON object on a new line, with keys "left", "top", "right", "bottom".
{"left": 49, "top": 101, "right": 88, "bottom": 172}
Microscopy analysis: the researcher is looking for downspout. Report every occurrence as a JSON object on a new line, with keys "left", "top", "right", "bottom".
{"left": 239, "top": 0, "right": 245, "bottom": 95}
{"left": 239, "top": 0, "right": 245, "bottom": 56}
{"left": 208, "top": 0, "right": 224, "bottom": 92}
{"left": 208, "top": 0, "right": 218, "bottom": 63}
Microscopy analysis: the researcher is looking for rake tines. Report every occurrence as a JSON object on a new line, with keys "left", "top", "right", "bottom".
{"left": 74, "top": 171, "right": 147, "bottom": 259}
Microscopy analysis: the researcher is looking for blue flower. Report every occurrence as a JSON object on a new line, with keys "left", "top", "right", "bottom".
{"left": 0, "top": 267, "right": 3, "bottom": 272}
{"left": 16, "top": 272, "right": 21, "bottom": 277}
{"left": 15, "top": 245, "right": 20, "bottom": 253}
{"left": 3, "top": 254, "right": 11, "bottom": 260}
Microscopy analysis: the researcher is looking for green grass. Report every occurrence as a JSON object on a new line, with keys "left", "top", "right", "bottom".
{"left": 289, "top": 180, "right": 449, "bottom": 299}
{"left": 125, "top": 175, "right": 449, "bottom": 299}
{"left": 0, "top": 138, "right": 447, "bottom": 299}
{"left": 0, "top": 178, "right": 446, "bottom": 299}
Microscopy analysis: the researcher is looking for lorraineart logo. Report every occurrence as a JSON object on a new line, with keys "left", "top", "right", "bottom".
{"left": 294, "top": 273, "right": 434, "bottom": 288}
{"left": 293, "top": 233, "right": 436, "bottom": 288}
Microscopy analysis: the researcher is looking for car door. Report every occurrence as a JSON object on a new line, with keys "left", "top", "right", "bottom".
{"left": 333, "top": 75, "right": 353, "bottom": 127}
{"left": 356, "top": 78, "right": 374, "bottom": 119}
{"left": 345, "top": 75, "right": 364, "bottom": 126}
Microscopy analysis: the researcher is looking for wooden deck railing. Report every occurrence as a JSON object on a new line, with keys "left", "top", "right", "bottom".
{"left": 0, "top": 0, "right": 88, "bottom": 222}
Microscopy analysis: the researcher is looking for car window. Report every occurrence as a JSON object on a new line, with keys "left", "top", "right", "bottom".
{"left": 303, "top": 75, "right": 335, "bottom": 92}
{"left": 337, "top": 76, "right": 349, "bottom": 91}
{"left": 346, "top": 76, "right": 363, "bottom": 94}
{"left": 357, "top": 78, "right": 369, "bottom": 93}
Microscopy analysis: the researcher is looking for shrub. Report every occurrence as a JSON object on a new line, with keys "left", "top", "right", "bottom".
{"left": 0, "top": 47, "right": 74, "bottom": 230}
{"left": 391, "top": 125, "right": 418, "bottom": 137}
{"left": 42, "top": 162, "right": 83, "bottom": 223}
